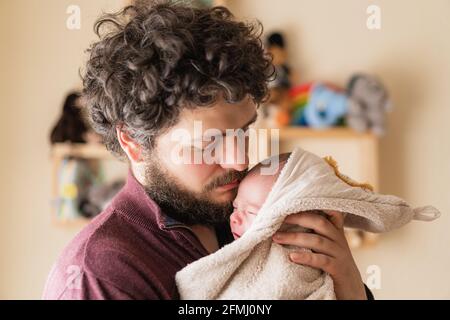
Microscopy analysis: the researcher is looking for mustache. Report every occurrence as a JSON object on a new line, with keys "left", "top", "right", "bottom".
{"left": 204, "top": 170, "right": 248, "bottom": 192}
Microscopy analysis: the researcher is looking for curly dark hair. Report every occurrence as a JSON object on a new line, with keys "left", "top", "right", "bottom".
{"left": 82, "top": 0, "right": 273, "bottom": 158}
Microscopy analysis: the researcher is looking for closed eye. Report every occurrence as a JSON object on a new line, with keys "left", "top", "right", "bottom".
{"left": 191, "top": 139, "right": 220, "bottom": 152}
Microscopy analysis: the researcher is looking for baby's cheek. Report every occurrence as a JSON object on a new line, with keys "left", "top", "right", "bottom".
{"left": 242, "top": 213, "right": 258, "bottom": 231}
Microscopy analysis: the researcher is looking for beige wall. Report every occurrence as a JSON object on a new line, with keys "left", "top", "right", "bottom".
{"left": 0, "top": 0, "right": 448, "bottom": 299}
{"left": 0, "top": 0, "right": 123, "bottom": 299}
{"left": 228, "top": 0, "right": 450, "bottom": 299}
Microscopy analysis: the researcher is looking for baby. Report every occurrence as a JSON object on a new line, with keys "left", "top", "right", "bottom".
{"left": 176, "top": 147, "right": 440, "bottom": 299}
{"left": 230, "top": 153, "right": 292, "bottom": 240}
{"left": 230, "top": 152, "right": 370, "bottom": 240}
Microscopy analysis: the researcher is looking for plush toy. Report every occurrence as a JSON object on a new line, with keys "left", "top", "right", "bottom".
{"left": 50, "top": 92, "right": 88, "bottom": 144}
{"left": 50, "top": 91, "right": 102, "bottom": 145}
{"left": 303, "top": 83, "right": 349, "bottom": 128}
{"left": 290, "top": 82, "right": 349, "bottom": 128}
{"left": 289, "top": 83, "right": 311, "bottom": 126}
{"left": 267, "top": 32, "right": 293, "bottom": 90}
{"left": 346, "top": 74, "right": 391, "bottom": 136}
{"left": 263, "top": 32, "right": 300, "bottom": 127}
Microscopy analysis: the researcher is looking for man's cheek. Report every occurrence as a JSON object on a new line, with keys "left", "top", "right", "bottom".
{"left": 176, "top": 163, "right": 216, "bottom": 189}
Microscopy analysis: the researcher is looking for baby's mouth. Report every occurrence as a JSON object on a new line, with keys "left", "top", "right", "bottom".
{"left": 232, "top": 232, "right": 241, "bottom": 239}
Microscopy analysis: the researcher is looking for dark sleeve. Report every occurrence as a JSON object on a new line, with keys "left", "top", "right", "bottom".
{"left": 42, "top": 267, "right": 142, "bottom": 300}
{"left": 364, "top": 284, "right": 375, "bottom": 300}
{"left": 75, "top": 275, "right": 139, "bottom": 300}
{"left": 82, "top": 247, "right": 165, "bottom": 300}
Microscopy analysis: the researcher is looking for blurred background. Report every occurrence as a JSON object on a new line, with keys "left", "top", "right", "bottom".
{"left": 0, "top": 0, "right": 449, "bottom": 299}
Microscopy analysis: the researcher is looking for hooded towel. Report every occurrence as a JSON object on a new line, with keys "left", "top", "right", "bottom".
{"left": 175, "top": 147, "right": 440, "bottom": 299}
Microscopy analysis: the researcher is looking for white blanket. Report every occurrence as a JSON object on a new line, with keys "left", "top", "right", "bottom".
{"left": 176, "top": 147, "right": 440, "bottom": 299}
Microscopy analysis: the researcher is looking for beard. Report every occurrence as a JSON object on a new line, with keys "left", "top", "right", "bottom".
{"left": 143, "top": 156, "right": 248, "bottom": 227}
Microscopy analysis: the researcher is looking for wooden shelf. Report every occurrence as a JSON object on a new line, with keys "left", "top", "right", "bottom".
{"left": 51, "top": 143, "right": 113, "bottom": 160}
{"left": 51, "top": 216, "right": 91, "bottom": 228}
{"left": 278, "top": 127, "right": 377, "bottom": 140}
{"left": 272, "top": 126, "right": 379, "bottom": 192}
{"left": 50, "top": 143, "right": 117, "bottom": 227}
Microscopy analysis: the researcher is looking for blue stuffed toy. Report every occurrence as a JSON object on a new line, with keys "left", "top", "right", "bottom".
{"left": 304, "top": 83, "right": 349, "bottom": 128}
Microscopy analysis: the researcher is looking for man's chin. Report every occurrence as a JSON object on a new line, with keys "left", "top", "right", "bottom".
{"left": 143, "top": 159, "right": 238, "bottom": 225}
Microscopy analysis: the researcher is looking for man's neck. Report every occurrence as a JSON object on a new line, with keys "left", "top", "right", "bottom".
{"left": 131, "top": 163, "right": 147, "bottom": 186}
{"left": 131, "top": 163, "right": 221, "bottom": 254}
{"left": 190, "top": 225, "right": 219, "bottom": 254}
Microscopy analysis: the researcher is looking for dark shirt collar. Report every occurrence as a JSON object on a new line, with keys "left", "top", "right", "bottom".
{"left": 113, "top": 170, "right": 176, "bottom": 231}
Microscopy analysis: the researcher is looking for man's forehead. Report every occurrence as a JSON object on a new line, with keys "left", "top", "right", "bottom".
{"left": 177, "top": 96, "right": 258, "bottom": 134}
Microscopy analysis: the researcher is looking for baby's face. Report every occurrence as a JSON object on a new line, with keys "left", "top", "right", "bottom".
{"left": 230, "top": 172, "right": 277, "bottom": 239}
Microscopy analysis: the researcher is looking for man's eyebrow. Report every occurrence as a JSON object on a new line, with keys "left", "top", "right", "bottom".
{"left": 191, "top": 112, "right": 259, "bottom": 142}
{"left": 216, "top": 112, "right": 258, "bottom": 136}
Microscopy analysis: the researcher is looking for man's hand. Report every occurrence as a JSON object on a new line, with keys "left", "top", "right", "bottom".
{"left": 272, "top": 210, "right": 367, "bottom": 300}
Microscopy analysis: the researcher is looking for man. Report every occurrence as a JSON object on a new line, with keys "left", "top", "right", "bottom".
{"left": 43, "top": 0, "right": 371, "bottom": 300}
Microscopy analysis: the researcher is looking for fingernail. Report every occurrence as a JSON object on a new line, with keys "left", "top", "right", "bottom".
{"left": 290, "top": 253, "right": 301, "bottom": 260}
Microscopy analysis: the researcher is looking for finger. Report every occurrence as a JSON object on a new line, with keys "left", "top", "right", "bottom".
{"left": 289, "top": 251, "right": 336, "bottom": 276}
{"left": 273, "top": 232, "right": 339, "bottom": 258}
{"left": 322, "top": 210, "right": 345, "bottom": 230}
{"left": 283, "top": 212, "right": 341, "bottom": 241}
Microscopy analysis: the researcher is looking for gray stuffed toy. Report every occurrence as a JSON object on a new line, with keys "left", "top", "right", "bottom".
{"left": 346, "top": 74, "right": 391, "bottom": 136}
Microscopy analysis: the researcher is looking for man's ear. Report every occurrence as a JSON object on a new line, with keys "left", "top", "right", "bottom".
{"left": 116, "top": 126, "right": 143, "bottom": 162}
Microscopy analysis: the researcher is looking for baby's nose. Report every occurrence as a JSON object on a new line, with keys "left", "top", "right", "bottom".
{"left": 230, "top": 211, "right": 242, "bottom": 225}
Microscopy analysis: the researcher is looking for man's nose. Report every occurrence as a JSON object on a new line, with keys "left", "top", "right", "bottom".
{"left": 219, "top": 139, "right": 249, "bottom": 171}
